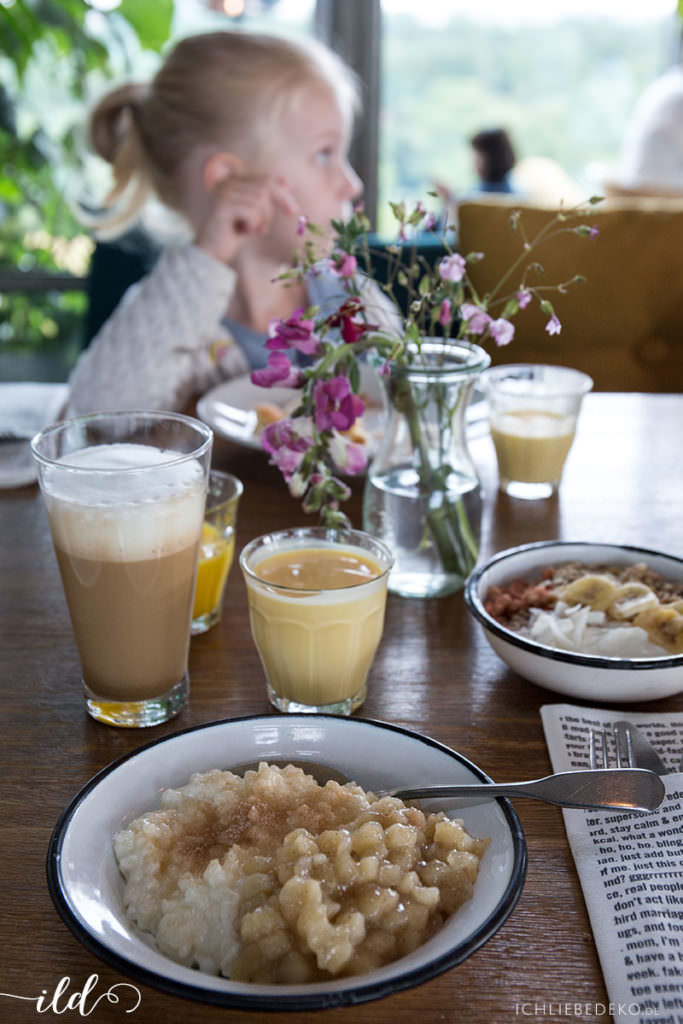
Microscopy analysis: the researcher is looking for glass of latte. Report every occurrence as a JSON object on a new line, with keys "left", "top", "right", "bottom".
{"left": 239, "top": 527, "right": 393, "bottom": 715}
{"left": 31, "top": 411, "right": 212, "bottom": 727}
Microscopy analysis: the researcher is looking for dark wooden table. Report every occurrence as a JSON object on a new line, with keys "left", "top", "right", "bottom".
{"left": 1, "top": 393, "right": 681, "bottom": 1024}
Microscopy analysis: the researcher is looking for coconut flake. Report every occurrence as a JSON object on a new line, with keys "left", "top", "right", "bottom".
{"left": 519, "top": 602, "right": 668, "bottom": 658}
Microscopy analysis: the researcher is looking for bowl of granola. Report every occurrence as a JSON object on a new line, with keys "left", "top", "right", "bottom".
{"left": 465, "top": 541, "right": 683, "bottom": 701}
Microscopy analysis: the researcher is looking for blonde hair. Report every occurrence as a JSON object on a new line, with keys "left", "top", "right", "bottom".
{"left": 84, "top": 31, "right": 360, "bottom": 237}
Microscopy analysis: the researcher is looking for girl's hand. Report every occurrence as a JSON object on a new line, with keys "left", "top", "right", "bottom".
{"left": 196, "top": 168, "right": 299, "bottom": 265}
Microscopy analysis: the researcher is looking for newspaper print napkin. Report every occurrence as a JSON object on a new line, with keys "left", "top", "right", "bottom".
{"left": 541, "top": 704, "right": 683, "bottom": 1024}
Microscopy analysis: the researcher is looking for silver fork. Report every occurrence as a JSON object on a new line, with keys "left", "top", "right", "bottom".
{"left": 589, "top": 727, "right": 635, "bottom": 770}
{"left": 385, "top": 732, "right": 664, "bottom": 810}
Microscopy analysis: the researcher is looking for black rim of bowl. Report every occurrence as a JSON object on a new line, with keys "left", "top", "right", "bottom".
{"left": 465, "top": 540, "right": 683, "bottom": 671}
{"left": 46, "top": 714, "right": 527, "bottom": 1012}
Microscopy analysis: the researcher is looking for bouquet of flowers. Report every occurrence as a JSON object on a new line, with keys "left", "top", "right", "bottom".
{"left": 251, "top": 195, "right": 600, "bottom": 593}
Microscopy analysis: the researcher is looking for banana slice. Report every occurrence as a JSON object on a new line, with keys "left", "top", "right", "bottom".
{"left": 560, "top": 574, "right": 619, "bottom": 611}
{"left": 608, "top": 582, "right": 659, "bottom": 621}
{"left": 633, "top": 606, "right": 683, "bottom": 654}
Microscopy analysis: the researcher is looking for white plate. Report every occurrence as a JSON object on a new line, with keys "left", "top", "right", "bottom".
{"left": 197, "top": 364, "right": 385, "bottom": 453}
{"left": 47, "top": 715, "right": 525, "bottom": 1011}
{"left": 465, "top": 541, "right": 683, "bottom": 702}
{"left": 197, "top": 370, "right": 488, "bottom": 454}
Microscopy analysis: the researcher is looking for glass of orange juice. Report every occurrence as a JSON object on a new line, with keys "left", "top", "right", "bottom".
{"left": 191, "top": 470, "right": 243, "bottom": 635}
{"left": 484, "top": 364, "right": 593, "bottom": 500}
{"left": 239, "top": 527, "right": 393, "bottom": 715}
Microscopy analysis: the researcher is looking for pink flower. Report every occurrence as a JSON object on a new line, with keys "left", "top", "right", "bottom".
{"left": 251, "top": 351, "right": 303, "bottom": 388}
{"left": 422, "top": 211, "right": 437, "bottom": 231}
{"left": 438, "top": 298, "right": 452, "bottom": 327}
{"left": 261, "top": 419, "right": 310, "bottom": 457}
{"left": 438, "top": 253, "right": 466, "bottom": 283}
{"left": 266, "top": 308, "right": 319, "bottom": 355}
{"left": 517, "top": 289, "right": 532, "bottom": 309}
{"left": 296, "top": 215, "right": 308, "bottom": 237}
{"left": 488, "top": 318, "right": 515, "bottom": 347}
{"left": 460, "top": 302, "right": 491, "bottom": 335}
{"left": 313, "top": 376, "right": 364, "bottom": 433}
{"left": 340, "top": 315, "right": 370, "bottom": 344}
{"left": 545, "top": 314, "right": 562, "bottom": 336}
{"left": 327, "top": 298, "right": 377, "bottom": 345}
{"left": 329, "top": 431, "right": 368, "bottom": 475}
{"left": 332, "top": 251, "right": 358, "bottom": 278}
{"left": 261, "top": 419, "right": 312, "bottom": 484}
{"left": 589, "top": 225, "right": 599, "bottom": 238}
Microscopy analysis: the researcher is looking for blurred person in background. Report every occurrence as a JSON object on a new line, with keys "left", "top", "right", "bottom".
{"left": 611, "top": 63, "right": 683, "bottom": 195}
{"left": 470, "top": 127, "right": 517, "bottom": 194}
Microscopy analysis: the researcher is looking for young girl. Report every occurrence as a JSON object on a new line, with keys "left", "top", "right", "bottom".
{"left": 67, "top": 30, "right": 398, "bottom": 416}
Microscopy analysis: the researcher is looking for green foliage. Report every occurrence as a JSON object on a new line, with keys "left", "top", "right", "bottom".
{"left": 118, "top": 0, "right": 174, "bottom": 54}
{"left": 0, "top": 291, "right": 87, "bottom": 353}
{"left": 0, "top": 0, "right": 174, "bottom": 354}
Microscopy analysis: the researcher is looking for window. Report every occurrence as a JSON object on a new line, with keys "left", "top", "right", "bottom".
{"left": 378, "top": 0, "right": 678, "bottom": 228}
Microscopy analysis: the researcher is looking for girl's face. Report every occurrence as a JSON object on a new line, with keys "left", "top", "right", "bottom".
{"left": 266, "top": 82, "right": 362, "bottom": 253}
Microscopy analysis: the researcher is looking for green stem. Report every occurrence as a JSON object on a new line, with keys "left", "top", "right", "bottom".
{"left": 485, "top": 209, "right": 589, "bottom": 304}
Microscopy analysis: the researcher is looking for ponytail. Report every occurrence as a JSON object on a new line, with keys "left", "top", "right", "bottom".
{"left": 80, "top": 83, "right": 153, "bottom": 238}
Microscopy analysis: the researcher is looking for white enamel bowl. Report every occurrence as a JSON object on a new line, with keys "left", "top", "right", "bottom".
{"left": 465, "top": 541, "right": 683, "bottom": 702}
{"left": 47, "top": 715, "right": 526, "bottom": 1012}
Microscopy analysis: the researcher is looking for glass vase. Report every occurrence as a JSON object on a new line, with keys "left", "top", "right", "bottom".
{"left": 362, "top": 339, "right": 490, "bottom": 598}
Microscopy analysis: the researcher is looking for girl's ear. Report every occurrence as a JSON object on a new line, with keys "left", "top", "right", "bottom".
{"left": 202, "top": 151, "right": 244, "bottom": 191}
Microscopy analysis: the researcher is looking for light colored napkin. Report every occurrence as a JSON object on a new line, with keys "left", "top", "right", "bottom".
{"left": 0, "top": 382, "right": 69, "bottom": 487}
{"left": 541, "top": 703, "right": 683, "bottom": 1023}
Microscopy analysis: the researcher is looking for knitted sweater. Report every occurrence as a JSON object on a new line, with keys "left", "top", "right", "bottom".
{"left": 67, "top": 243, "right": 400, "bottom": 415}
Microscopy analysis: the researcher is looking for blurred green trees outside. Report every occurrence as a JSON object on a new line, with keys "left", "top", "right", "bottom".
{"left": 0, "top": 0, "right": 173, "bottom": 356}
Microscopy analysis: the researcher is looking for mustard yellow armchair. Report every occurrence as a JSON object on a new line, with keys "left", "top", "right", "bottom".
{"left": 457, "top": 195, "right": 683, "bottom": 392}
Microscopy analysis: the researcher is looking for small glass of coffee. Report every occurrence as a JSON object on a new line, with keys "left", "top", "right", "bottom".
{"left": 31, "top": 411, "right": 212, "bottom": 727}
{"left": 191, "top": 470, "right": 243, "bottom": 635}
{"left": 239, "top": 526, "right": 393, "bottom": 715}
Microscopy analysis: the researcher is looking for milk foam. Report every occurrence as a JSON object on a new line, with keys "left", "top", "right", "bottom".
{"left": 43, "top": 443, "right": 205, "bottom": 561}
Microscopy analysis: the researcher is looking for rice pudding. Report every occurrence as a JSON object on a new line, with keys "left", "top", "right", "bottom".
{"left": 114, "top": 762, "right": 490, "bottom": 983}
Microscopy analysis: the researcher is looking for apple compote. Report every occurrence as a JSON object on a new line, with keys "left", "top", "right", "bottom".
{"left": 114, "top": 762, "right": 490, "bottom": 983}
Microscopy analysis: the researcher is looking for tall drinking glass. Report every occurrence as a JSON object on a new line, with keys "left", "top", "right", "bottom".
{"left": 31, "top": 411, "right": 212, "bottom": 727}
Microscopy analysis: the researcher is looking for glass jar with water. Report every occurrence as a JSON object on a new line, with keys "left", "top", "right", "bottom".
{"left": 363, "top": 340, "right": 490, "bottom": 598}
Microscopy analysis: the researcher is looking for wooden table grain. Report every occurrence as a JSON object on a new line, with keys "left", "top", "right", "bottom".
{"left": 1, "top": 393, "right": 681, "bottom": 1024}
